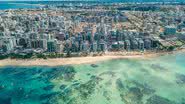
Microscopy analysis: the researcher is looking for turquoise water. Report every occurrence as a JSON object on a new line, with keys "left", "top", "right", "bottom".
{"left": 0, "top": 0, "right": 184, "bottom": 10}
{"left": 0, "top": 2, "right": 41, "bottom": 10}
{"left": 0, "top": 52, "right": 185, "bottom": 104}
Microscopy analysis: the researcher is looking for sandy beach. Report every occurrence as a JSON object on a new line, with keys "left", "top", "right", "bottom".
{"left": 0, "top": 55, "right": 139, "bottom": 67}
{"left": 1, "top": 48, "right": 185, "bottom": 66}
{"left": 0, "top": 51, "right": 167, "bottom": 66}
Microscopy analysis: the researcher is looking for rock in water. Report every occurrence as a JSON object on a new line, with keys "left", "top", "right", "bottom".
{"left": 99, "top": 71, "right": 115, "bottom": 77}
{"left": 90, "top": 64, "right": 99, "bottom": 68}
{"left": 176, "top": 74, "right": 185, "bottom": 84}
{"left": 129, "top": 87, "right": 143, "bottom": 100}
{"left": 146, "top": 95, "right": 176, "bottom": 104}
{"left": 116, "top": 78, "right": 124, "bottom": 90}
{"left": 43, "top": 85, "right": 54, "bottom": 91}
{"left": 60, "top": 84, "right": 67, "bottom": 90}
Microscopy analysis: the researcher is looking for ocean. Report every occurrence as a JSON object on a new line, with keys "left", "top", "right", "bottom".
{"left": 0, "top": 0, "right": 184, "bottom": 10}
{"left": 0, "top": 52, "right": 185, "bottom": 104}
{"left": 0, "top": 2, "right": 42, "bottom": 10}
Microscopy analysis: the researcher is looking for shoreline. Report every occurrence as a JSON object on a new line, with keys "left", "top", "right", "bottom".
{"left": 0, "top": 49, "right": 184, "bottom": 67}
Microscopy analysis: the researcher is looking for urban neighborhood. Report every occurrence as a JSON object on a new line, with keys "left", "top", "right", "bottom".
{"left": 0, "top": 2, "right": 185, "bottom": 59}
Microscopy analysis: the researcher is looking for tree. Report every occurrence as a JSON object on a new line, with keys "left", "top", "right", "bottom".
{"left": 167, "top": 46, "right": 175, "bottom": 51}
{"left": 19, "top": 38, "right": 27, "bottom": 48}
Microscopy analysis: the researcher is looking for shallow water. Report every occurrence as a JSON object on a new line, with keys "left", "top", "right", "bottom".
{"left": 0, "top": 52, "right": 185, "bottom": 104}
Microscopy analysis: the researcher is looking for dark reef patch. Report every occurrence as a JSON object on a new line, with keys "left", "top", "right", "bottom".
{"left": 76, "top": 76, "right": 102, "bottom": 99}
{"left": 0, "top": 97, "right": 12, "bottom": 104}
{"left": 151, "top": 64, "right": 167, "bottom": 71}
{"left": 0, "top": 66, "right": 77, "bottom": 104}
{"left": 176, "top": 73, "right": 185, "bottom": 84}
{"left": 0, "top": 84, "right": 5, "bottom": 91}
{"left": 132, "top": 80, "right": 155, "bottom": 95}
{"left": 103, "top": 91, "right": 111, "bottom": 101}
{"left": 40, "top": 66, "right": 76, "bottom": 81}
{"left": 120, "top": 87, "right": 144, "bottom": 104}
{"left": 12, "top": 87, "right": 26, "bottom": 99}
{"left": 0, "top": 67, "right": 18, "bottom": 75}
{"left": 43, "top": 85, "right": 55, "bottom": 91}
{"left": 181, "top": 98, "right": 185, "bottom": 104}
{"left": 87, "top": 73, "right": 91, "bottom": 76}
{"left": 139, "top": 68, "right": 149, "bottom": 74}
{"left": 39, "top": 92, "right": 59, "bottom": 101}
{"left": 99, "top": 71, "right": 116, "bottom": 77}
{"left": 116, "top": 78, "right": 124, "bottom": 90}
{"left": 60, "top": 84, "right": 67, "bottom": 90}
{"left": 146, "top": 95, "right": 176, "bottom": 104}
{"left": 62, "top": 66, "right": 76, "bottom": 81}
{"left": 90, "top": 64, "right": 99, "bottom": 68}
{"left": 72, "top": 82, "right": 80, "bottom": 87}
{"left": 128, "top": 87, "right": 143, "bottom": 100}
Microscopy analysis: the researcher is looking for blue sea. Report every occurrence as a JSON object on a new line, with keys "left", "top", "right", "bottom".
{"left": 0, "top": 0, "right": 185, "bottom": 10}
{"left": 0, "top": 52, "right": 185, "bottom": 104}
{"left": 0, "top": 2, "right": 41, "bottom": 10}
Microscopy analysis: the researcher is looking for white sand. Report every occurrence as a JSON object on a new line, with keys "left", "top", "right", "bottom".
{"left": 0, "top": 53, "right": 159, "bottom": 66}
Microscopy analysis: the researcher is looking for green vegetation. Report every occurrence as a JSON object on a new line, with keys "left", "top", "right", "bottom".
{"left": 0, "top": 53, "right": 34, "bottom": 60}
{"left": 160, "top": 45, "right": 176, "bottom": 51}
{"left": 175, "top": 41, "right": 183, "bottom": 46}
{"left": 167, "top": 46, "right": 175, "bottom": 51}
{"left": 0, "top": 53, "right": 65, "bottom": 60}
{"left": 46, "top": 53, "right": 64, "bottom": 58}
{"left": 158, "top": 40, "right": 185, "bottom": 51}
{"left": 36, "top": 53, "right": 47, "bottom": 59}
{"left": 0, "top": 54, "right": 8, "bottom": 60}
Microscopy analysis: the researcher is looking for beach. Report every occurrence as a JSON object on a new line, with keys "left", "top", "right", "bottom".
{"left": 1, "top": 49, "right": 184, "bottom": 67}
{"left": 0, "top": 51, "right": 173, "bottom": 66}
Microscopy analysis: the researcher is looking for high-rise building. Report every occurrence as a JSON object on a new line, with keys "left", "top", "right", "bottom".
{"left": 164, "top": 25, "right": 177, "bottom": 35}
{"left": 47, "top": 39, "right": 57, "bottom": 52}
{"left": 138, "top": 39, "right": 144, "bottom": 50}
{"left": 31, "top": 39, "right": 47, "bottom": 51}
{"left": 0, "top": 37, "right": 16, "bottom": 53}
{"left": 125, "top": 40, "right": 131, "bottom": 51}
{"left": 131, "top": 39, "right": 138, "bottom": 50}
{"left": 144, "top": 38, "right": 152, "bottom": 49}
{"left": 90, "top": 42, "right": 98, "bottom": 52}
